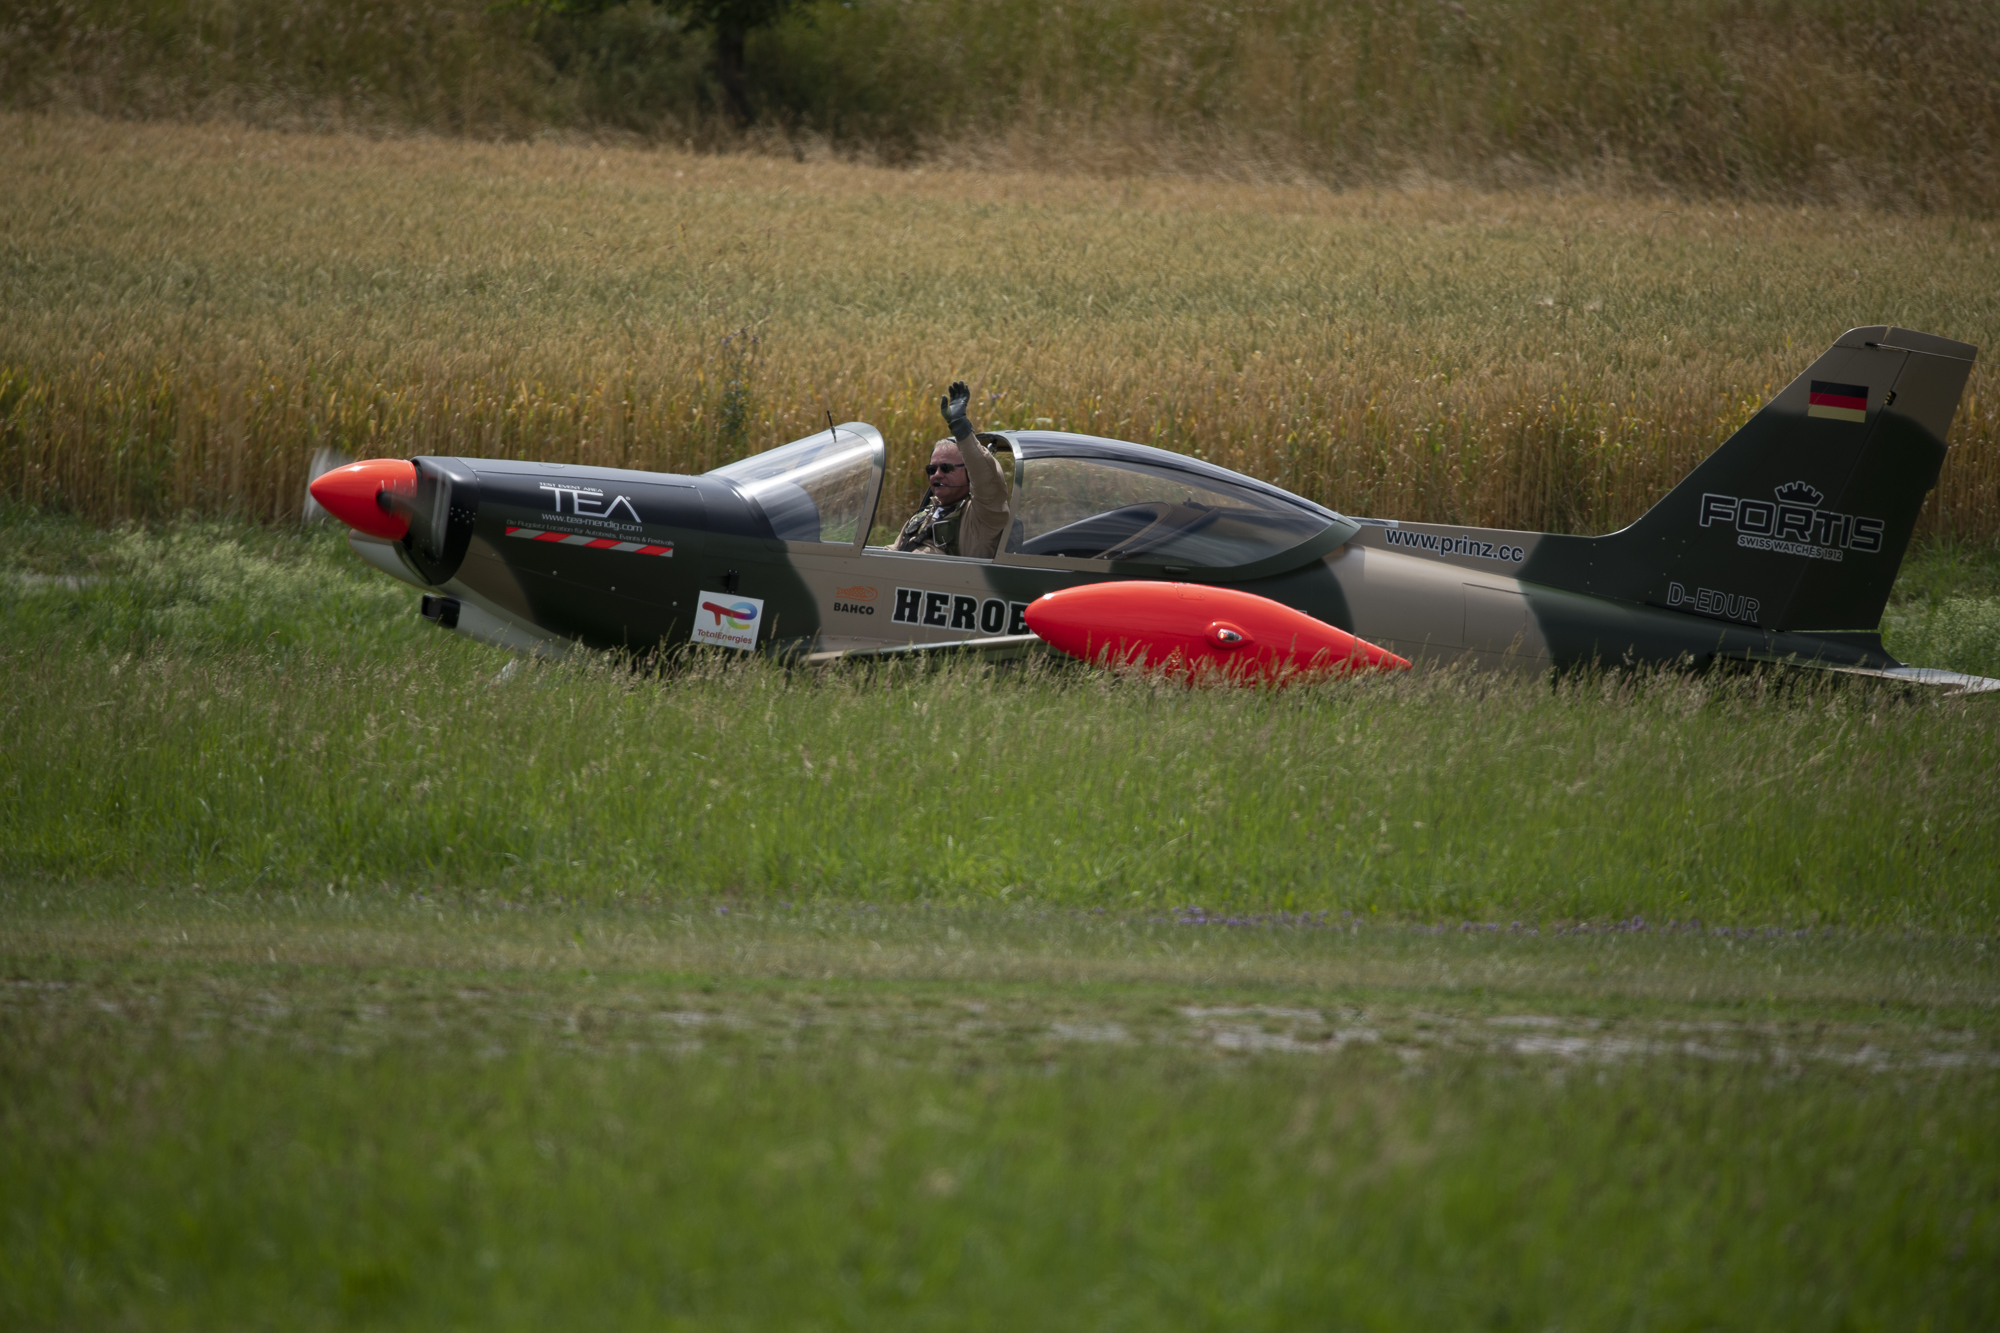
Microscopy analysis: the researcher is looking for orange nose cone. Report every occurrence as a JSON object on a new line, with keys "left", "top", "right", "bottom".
{"left": 309, "top": 459, "right": 417, "bottom": 540}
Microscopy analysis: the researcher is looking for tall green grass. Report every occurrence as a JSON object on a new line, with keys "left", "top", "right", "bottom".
{"left": 12, "top": 644, "right": 1994, "bottom": 926}
{"left": 7, "top": 0, "right": 1999, "bottom": 212}
{"left": 5, "top": 520, "right": 1998, "bottom": 927}
{"left": 1880, "top": 540, "right": 2000, "bottom": 680}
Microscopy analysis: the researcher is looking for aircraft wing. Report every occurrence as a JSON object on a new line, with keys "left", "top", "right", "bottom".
{"left": 801, "top": 634, "right": 1046, "bottom": 665}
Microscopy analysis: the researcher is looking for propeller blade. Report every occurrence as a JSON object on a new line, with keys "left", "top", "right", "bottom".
{"left": 301, "top": 446, "right": 355, "bottom": 523}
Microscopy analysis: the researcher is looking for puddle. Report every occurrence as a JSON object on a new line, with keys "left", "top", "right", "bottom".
{"left": 5, "top": 572, "right": 98, "bottom": 591}
{"left": 7, "top": 979, "right": 1997, "bottom": 1074}
{"left": 1049, "top": 1020, "right": 1131, "bottom": 1044}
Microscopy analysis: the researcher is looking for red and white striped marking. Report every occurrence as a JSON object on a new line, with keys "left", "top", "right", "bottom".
{"left": 505, "top": 526, "right": 673, "bottom": 556}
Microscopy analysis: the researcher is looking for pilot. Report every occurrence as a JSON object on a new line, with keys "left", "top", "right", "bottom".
{"left": 893, "top": 381, "right": 1009, "bottom": 559}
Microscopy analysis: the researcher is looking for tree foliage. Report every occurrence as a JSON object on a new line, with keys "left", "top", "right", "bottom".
{"left": 538, "top": 0, "right": 801, "bottom": 123}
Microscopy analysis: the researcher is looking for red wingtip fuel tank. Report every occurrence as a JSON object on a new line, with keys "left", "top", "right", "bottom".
{"left": 308, "top": 459, "right": 418, "bottom": 540}
{"left": 1024, "top": 582, "right": 1410, "bottom": 681}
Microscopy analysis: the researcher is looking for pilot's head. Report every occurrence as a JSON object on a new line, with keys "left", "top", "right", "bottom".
{"left": 926, "top": 439, "right": 970, "bottom": 507}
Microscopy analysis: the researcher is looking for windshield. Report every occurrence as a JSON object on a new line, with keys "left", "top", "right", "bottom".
{"left": 707, "top": 426, "right": 882, "bottom": 544}
{"left": 1007, "top": 456, "right": 1330, "bottom": 566}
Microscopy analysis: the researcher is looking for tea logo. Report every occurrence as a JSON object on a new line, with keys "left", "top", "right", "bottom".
{"left": 539, "top": 482, "right": 641, "bottom": 522}
{"left": 693, "top": 591, "right": 764, "bottom": 651}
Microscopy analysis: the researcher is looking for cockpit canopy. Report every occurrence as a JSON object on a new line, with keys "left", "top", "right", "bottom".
{"left": 998, "top": 432, "right": 1340, "bottom": 568}
{"left": 707, "top": 423, "right": 1351, "bottom": 572}
{"left": 706, "top": 424, "right": 884, "bottom": 545}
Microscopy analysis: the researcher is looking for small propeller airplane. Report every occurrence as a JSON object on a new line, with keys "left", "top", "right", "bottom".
{"left": 308, "top": 326, "right": 1997, "bottom": 692}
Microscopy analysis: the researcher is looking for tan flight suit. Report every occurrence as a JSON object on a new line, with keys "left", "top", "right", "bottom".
{"left": 894, "top": 435, "right": 1010, "bottom": 558}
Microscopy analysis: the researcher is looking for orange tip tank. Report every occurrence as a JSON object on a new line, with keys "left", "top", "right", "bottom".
{"left": 1023, "top": 581, "right": 1409, "bottom": 682}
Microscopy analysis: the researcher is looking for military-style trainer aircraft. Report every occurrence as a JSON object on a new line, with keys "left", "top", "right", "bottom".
{"left": 309, "top": 326, "right": 1996, "bottom": 692}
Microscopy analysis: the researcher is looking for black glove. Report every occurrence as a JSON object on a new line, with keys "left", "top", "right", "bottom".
{"left": 940, "top": 381, "right": 974, "bottom": 442}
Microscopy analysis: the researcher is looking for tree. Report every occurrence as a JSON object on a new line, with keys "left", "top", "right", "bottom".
{"left": 542, "top": 0, "right": 801, "bottom": 127}
{"left": 680, "top": 0, "right": 799, "bottom": 127}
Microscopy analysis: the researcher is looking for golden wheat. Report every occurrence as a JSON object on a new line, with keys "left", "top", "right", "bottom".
{"left": 3, "top": 114, "right": 1997, "bottom": 540}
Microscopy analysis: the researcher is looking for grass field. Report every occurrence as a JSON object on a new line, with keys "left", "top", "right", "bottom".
{"left": 5, "top": 886, "right": 1998, "bottom": 1328}
{"left": 4, "top": 515, "right": 2000, "bottom": 926}
{"left": 7, "top": 104, "right": 2000, "bottom": 1327}
{"left": 4, "top": 115, "right": 2000, "bottom": 544}
{"left": 6, "top": 518, "right": 1999, "bottom": 1326}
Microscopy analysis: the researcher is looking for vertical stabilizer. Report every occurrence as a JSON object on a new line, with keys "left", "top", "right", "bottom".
{"left": 1522, "top": 327, "right": 1976, "bottom": 632}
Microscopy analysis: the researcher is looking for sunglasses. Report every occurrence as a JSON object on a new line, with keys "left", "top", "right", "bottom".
{"left": 925, "top": 462, "right": 964, "bottom": 476}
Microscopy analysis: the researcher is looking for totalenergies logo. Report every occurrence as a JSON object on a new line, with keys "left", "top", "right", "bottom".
{"left": 692, "top": 590, "right": 764, "bottom": 652}
{"left": 702, "top": 599, "right": 759, "bottom": 629}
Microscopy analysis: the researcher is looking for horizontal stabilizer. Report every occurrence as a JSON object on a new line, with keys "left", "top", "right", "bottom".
{"left": 1760, "top": 659, "right": 2000, "bottom": 697}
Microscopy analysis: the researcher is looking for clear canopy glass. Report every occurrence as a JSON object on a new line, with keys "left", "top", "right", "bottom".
{"left": 1007, "top": 455, "right": 1331, "bottom": 566}
{"left": 708, "top": 427, "right": 882, "bottom": 545}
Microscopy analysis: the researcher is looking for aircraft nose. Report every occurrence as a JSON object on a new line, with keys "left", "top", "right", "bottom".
{"left": 308, "top": 458, "right": 418, "bottom": 540}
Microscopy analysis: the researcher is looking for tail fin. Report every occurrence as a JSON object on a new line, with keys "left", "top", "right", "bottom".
{"left": 1526, "top": 327, "right": 1977, "bottom": 633}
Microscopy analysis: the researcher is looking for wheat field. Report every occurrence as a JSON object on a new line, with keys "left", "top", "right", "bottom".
{"left": 3, "top": 113, "right": 1998, "bottom": 539}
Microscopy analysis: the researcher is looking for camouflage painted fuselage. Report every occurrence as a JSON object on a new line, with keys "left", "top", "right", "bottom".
{"left": 351, "top": 326, "right": 1978, "bottom": 682}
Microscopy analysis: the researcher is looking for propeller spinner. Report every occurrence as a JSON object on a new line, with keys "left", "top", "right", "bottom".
{"left": 307, "top": 459, "right": 418, "bottom": 541}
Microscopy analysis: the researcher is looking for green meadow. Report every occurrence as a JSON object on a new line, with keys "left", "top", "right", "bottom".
{"left": 4, "top": 517, "right": 1999, "bottom": 925}
{"left": 5, "top": 84, "right": 2000, "bottom": 1324}
{"left": 4, "top": 516, "right": 1999, "bottom": 1326}
{"left": 5, "top": 887, "right": 1998, "bottom": 1331}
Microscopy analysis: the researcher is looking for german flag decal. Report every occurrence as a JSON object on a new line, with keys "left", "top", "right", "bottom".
{"left": 1808, "top": 380, "right": 1869, "bottom": 423}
